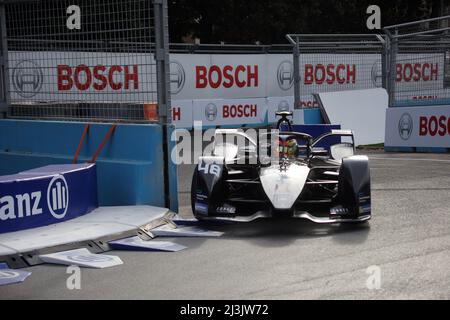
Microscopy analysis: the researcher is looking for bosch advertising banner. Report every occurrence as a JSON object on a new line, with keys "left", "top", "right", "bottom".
{"left": 171, "top": 54, "right": 266, "bottom": 100}
{"left": 385, "top": 105, "right": 450, "bottom": 148}
{"left": 0, "top": 164, "right": 98, "bottom": 233}
{"left": 294, "top": 54, "right": 381, "bottom": 95}
{"left": 267, "top": 96, "right": 306, "bottom": 124}
{"left": 392, "top": 54, "right": 443, "bottom": 104}
{"left": 267, "top": 96, "right": 294, "bottom": 123}
{"left": 172, "top": 53, "right": 381, "bottom": 100}
{"left": 9, "top": 51, "right": 154, "bottom": 101}
{"left": 171, "top": 100, "right": 193, "bottom": 128}
{"left": 192, "top": 98, "right": 267, "bottom": 126}
{"left": 8, "top": 50, "right": 447, "bottom": 128}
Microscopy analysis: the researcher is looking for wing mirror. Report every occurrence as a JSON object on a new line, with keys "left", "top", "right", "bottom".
{"left": 330, "top": 143, "right": 354, "bottom": 161}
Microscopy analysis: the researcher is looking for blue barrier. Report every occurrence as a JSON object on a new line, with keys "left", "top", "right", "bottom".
{"left": 0, "top": 163, "right": 97, "bottom": 234}
{"left": 303, "top": 108, "right": 324, "bottom": 124}
{"left": 0, "top": 120, "right": 177, "bottom": 210}
{"left": 385, "top": 146, "right": 449, "bottom": 153}
{"left": 415, "top": 147, "right": 449, "bottom": 153}
{"left": 167, "top": 125, "right": 179, "bottom": 212}
{"left": 392, "top": 98, "right": 450, "bottom": 107}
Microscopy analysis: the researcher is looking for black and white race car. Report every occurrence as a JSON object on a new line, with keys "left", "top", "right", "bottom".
{"left": 191, "top": 112, "right": 371, "bottom": 224}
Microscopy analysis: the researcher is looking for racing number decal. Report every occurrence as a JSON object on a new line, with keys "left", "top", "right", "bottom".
{"left": 198, "top": 163, "right": 221, "bottom": 177}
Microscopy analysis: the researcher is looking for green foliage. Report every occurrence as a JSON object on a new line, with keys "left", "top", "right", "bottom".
{"left": 168, "top": 0, "right": 441, "bottom": 44}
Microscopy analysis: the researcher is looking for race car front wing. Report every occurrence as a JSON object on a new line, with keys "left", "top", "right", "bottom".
{"left": 196, "top": 210, "right": 371, "bottom": 224}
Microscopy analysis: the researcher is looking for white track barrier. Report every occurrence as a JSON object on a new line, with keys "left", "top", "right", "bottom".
{"left": 0, "top": 206, "right": 171, "bottom": 256}
{"left": 317, "top": 88, "right": 388, "bottom": 146}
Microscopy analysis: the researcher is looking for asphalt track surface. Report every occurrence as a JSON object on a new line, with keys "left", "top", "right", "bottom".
{"left": 1, "top": 151, "right": 450, "bottom": 299}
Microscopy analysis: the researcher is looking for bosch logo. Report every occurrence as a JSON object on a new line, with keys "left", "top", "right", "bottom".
{"left": 12, "top": 60, "right": 44, "bottom": 98}
{"left": 46, "top": 175, "right": 69, "bottom": 219}
{"left": 398, "top": 113, "right": 413, "bottom": 140}
{"left": 419, "top": 115, "right": 450, "bottom": 137}
{"left": 196, "top": 65, "right": 258, "bottom": 89}
{"left": 57, "top": 64, "right": 138, "bottom": 91}
{"left": 223, "top": 104, "right": 257, "bottom": 118}
{"left": 371, "top": 61, "right": 382, "bottom": 87}
{"left": 396, "top": 63, "right": 438, "bottom": 82}
{"left": 277, "top": 61, "right": 294, "bottom": 90}
{"left": 170, "top": 61, "right": 185, "bottom": 94}
{"left": 66, "top": 254, "right": 113, "bottom": 263}
{"left": 172, "top": 106, "right": 181, "bottom": 121}
{"left": 277, "top": 100, "right": 290, "bottom": 112}
{"left": 304, "top": 64, "right": 356, "bottom": 85}
{"left": 205, "top": 103, "right": 218, "bottom": 121}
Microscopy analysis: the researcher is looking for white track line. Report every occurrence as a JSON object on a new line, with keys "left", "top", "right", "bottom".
{"left": 370, "top": 157, "right": 450, "bottom": 163}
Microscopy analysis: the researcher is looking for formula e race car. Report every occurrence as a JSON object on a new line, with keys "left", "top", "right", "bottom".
{"left": 191, "top": 112, "right": 371, "bottom": 224}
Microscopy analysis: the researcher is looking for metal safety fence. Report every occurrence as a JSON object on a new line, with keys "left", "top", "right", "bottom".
{"left": 285, "top": 34, "right": 386, "bottom": 109}
{"left": 384, "top": 15, "right": 450, "bottom": 107}
{"left": 0, "top": 0, "right": 171, "bottom": 123}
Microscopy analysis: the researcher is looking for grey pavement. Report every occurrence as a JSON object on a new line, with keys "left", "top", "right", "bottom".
{"left": 1, "top": 151, "right": 450, "bottom": 299}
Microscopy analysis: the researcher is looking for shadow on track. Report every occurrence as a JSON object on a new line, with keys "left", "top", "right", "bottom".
{"left": 192, "top": 218, "right": 370, "bottom": 248}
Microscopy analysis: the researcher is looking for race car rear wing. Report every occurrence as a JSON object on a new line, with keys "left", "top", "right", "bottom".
{"left": 331, "top": 129, "right": 353, "bottom": 136}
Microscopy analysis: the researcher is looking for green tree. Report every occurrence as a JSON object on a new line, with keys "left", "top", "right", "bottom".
{"left": 168, "top": 0, "right": 442, "bottom": 44}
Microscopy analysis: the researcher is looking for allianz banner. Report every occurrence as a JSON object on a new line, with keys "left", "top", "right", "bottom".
{"left": 0, "top": 164, "right": 98, "bottom": 234}
{"left": 385, "top": 105, "right": 450, "bottom": 148}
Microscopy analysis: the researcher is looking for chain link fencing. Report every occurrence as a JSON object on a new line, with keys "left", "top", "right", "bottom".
{"left": 384, "top": 15, "right": 450, "bottom": 107}
{"left": 1, "top": 0, "right": 170, "bottom": 122}
{"left": 286, "top": 34, "right": 386, "bottom": 110}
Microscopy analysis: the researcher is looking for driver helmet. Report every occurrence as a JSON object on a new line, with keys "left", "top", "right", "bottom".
{"left": 285, "top": 139, "right": 299, "bottom": 158}
{"left": 278, "top": 139, "right": 298, "bottom": 158}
